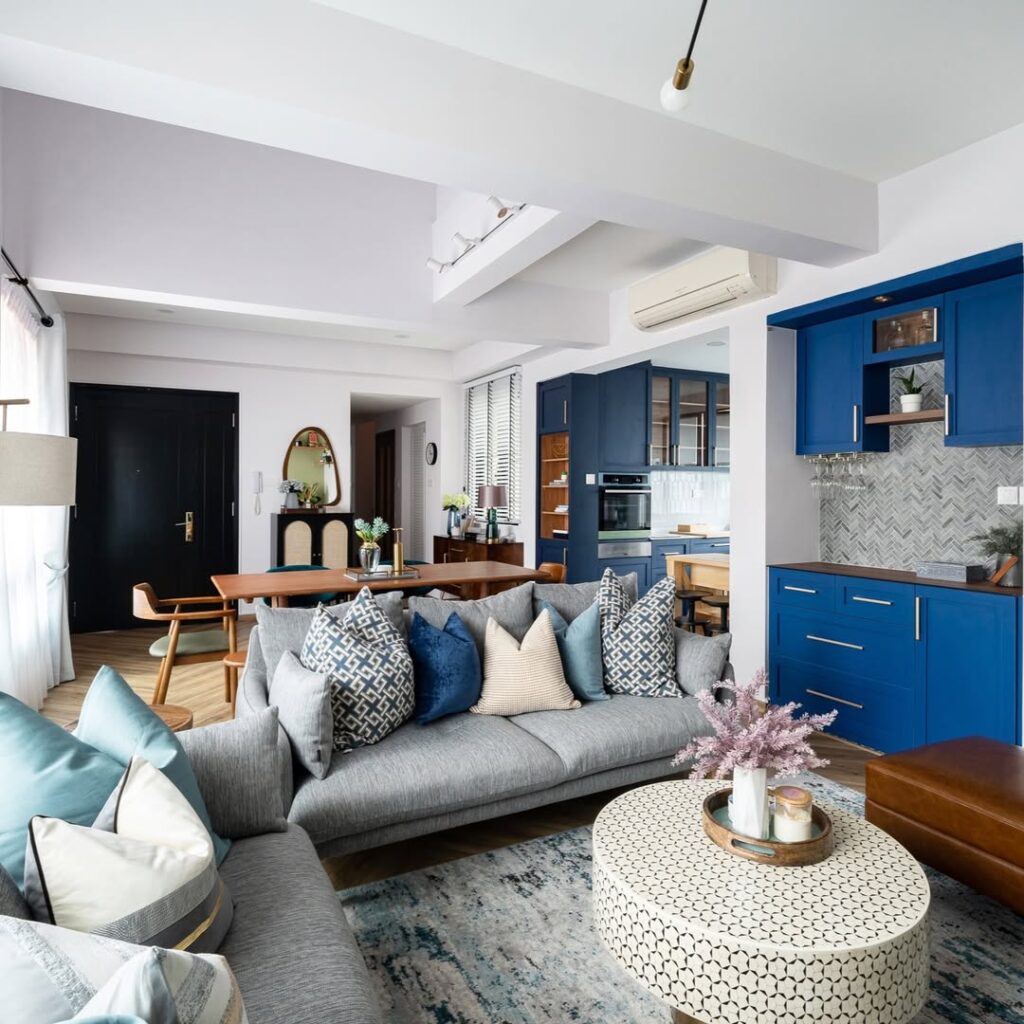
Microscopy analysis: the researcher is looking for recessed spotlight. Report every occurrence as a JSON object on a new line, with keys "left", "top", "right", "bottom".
{"left": 155, "top": 308, "right": 175, "bottom": 314}
{"left": 873, "top": 295, "right": 892, "bottom": 304}
{"left": 394, "top": 333, "right": 409, "bottom": 340}
{"left": 706, "top": 339, "right": 726, "bottom": 347}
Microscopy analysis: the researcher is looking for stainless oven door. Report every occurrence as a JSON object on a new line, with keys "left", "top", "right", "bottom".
{"left": 598, "top": 488, "right": 651, "bottom": 540}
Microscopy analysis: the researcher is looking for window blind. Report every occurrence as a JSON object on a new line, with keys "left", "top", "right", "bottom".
{"left": 464, "top": 369, "right": 521, "bottom": 524}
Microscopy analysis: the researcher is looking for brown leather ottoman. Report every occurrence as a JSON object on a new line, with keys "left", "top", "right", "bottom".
{"left": 865, "top": 736, "right": 1024, "bottom": 915}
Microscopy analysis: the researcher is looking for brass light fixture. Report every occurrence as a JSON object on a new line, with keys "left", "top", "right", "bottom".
{"left": 660, "top": 0, "right": 710, "bottom": 113}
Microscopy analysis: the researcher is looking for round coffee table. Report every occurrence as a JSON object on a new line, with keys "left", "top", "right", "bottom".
{"left": 593, "top": 781, "right": 930, "bottom": 1024}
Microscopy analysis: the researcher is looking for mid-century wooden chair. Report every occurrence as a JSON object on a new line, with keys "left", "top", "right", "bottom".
{"left": 538, "top": 561, "right": 567, "bottom": 583}
{"left": 132, "top": 583, "right": 237, "bottom": 706}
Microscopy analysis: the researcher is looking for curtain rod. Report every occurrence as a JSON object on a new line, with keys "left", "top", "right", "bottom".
{"left": 1, "top": 247, "right": 55, "bottom": 328}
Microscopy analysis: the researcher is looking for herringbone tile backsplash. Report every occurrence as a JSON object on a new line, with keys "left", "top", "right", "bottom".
{"left": 819, "top": 361, "right": 1023, "bottom": 569}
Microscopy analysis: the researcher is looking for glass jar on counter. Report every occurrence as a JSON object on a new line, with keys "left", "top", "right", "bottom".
{"left": 773, "top": 785, "right": 813, "bottom": 843}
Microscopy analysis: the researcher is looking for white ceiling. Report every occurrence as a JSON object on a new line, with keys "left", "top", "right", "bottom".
{"left": 316, "top": 0, "right": 1024, "bottom": 181}
{"left": 516, "top": 223, "right": 708, "bottom": 291}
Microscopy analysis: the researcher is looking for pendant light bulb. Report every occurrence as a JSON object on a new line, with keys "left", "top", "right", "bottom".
{"left": 660, "top": 57, "right": 694, "bottom": 113}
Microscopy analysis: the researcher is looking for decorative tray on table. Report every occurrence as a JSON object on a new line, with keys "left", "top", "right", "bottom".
{"left": 345, "top": 569, "right": 422, "bottom": 582}
{"left": 701, "top": 788, "right": 834, "bottom": 866}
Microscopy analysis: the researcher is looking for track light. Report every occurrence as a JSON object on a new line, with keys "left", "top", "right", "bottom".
{"left": 487, "top": 195, "right": 525, "bottom": 219}
{"left": 660, "top": 0, "right": 709, "bottom": 114}
{"left": 425, "top": 257, "right": 449, "bottom": 273}
{"left": 453, "top": 232, "right": 479, "bottom": 255}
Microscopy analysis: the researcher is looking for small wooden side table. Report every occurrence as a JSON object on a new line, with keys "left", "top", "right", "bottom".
{"left": 65, "top": 703, "right": 194, "bottom": 734}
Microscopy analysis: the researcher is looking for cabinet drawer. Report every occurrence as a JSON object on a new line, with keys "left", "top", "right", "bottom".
{"left": 772, "top": 658, "right": 916, "bottom": 753}
{"left": 770, "top": 569, "right": 835, "bottom": 613}
{"left": 689, "top": 538, "right": 730, "bottom": 554}
{"left": 836, "top": 578, "right": 914, "bottom": 626}
{"left": 772, "top": 610, "right": 913, "bottom": 689}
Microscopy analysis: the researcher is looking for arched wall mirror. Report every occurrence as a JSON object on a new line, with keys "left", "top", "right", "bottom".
{"left": 282, "top": 426, "right": 340, "bottom": 507}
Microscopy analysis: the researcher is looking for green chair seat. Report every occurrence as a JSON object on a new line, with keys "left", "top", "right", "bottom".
{"left": 149, "top": 630, "right": 230, "bottom": 658}
{"left": 262, "top": 564, "right": 338, "bottom": 608}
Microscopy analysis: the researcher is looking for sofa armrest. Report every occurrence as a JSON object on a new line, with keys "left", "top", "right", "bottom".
{"left": 234, "top": 626, "right": 294, "bottom": 813}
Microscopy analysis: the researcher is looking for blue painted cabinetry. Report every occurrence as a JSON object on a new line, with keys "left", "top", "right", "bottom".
{"left": 598, "top": 363, "right": 650, "bottom": 469}
{"left": 768, "top": 566, "right": 1021, "bottom": 752}
{"left": 538, "top": 378, "right": 571, "bottom": 434}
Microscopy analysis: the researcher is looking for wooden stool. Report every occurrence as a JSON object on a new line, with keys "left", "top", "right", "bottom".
{"left": 701, "top": 594, "right": 730, "bottom": 634}
{"left": 538, "top": 561, "right": 567, "bottom": 583}
{"left": 223, "top": 650, "right": 247, "bottom": 713}
{"left": 675, "top": 589, "right": 709, "bottom": 633}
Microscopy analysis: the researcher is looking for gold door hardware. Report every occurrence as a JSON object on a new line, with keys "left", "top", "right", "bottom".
{"left": 175, "top": 511, "right": 195, "bottom": 543}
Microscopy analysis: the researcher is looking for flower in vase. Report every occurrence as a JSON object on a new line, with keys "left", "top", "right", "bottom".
{"left": 354, "top": 516, "right": 389, "bottom": 545}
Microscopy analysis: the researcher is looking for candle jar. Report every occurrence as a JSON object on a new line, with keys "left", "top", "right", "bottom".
{"left": 773, "top": 786, "right": 813, "bottom": 843}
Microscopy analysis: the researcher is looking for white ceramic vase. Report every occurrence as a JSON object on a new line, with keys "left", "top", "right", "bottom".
{"left": 730, "top": 766, "right": 771, "bottom": 839}
{"left": 899, "top": 393, "right": 923, "bottom": 413}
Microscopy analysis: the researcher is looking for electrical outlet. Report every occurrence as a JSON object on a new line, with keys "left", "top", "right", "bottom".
{"left": 585, "top": 473, "right": 596, "bottom": 486}
{"left": 997, "top": 486, "right": 1021, "bottom": 505}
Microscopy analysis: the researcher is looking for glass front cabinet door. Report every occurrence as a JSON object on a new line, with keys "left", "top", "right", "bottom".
{"left": 649, "top": 373, "right": 672, "bottom": 467}
{"left": 713, "top": 379, "right": 730, "bottom": 468}
{"left": 675, "top": 376, "right": 709, "bottom": 467}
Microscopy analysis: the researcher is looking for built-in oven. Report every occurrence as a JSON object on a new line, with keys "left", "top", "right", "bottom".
{"left": 598, "top": 472, "right": 651, "bottom": 540}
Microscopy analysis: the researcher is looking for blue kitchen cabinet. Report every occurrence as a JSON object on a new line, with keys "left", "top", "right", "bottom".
{"left": 943, "top": 275, "right": 1024, "bottom": 447}
{"left": 536, "top": 538, "right": 569, "bottom": 572}
{"left": 538, "top": 377, "right": 571, "bottom": 434}
{"left": 796, "top": 316, "right": 887, "bottom": 455}
{"left": 598, "top": 363, "right": 651, "bottom": 469}
{"left": 688, "top": 537, "right": 730, "bottom": 555}
{"left": 651, "top": 538, "right": 690, "bottom": 589}
{"left": 596, "top": 557, "right": 652, "bottom": 596}
{"left": 916, "top": 587, "right": 1020, "bottom": 745}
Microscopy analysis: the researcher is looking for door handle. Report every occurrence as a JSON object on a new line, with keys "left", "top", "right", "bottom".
{"left": 851, "top": 595, "right": 892, "bottom": 606}
{"left": 852, "top": 404, "right": 860, "bottom": 444}
{"left": 562, "top": 547, "right": 567, "bottom": 566}
{"left": 914, "top": 596, "right": 921, "bottom": 641}
{"left": 783, "top": 585, "right": 816, "bottom": 594}
{"left": 943, "top": 393, "right": 951, "bottom": 436}
{"left": 174, "top": 511, "right": 195, "bottom": 543}
{"left": 806, "top": 688, "right": 864, "bottom": 710}
{"left": 806, "top": 634, "right": 864, "bottom": 651}
{"left": 647, "top": 443, "right": 653, "bottom": 465}
{"left": 562, "top": 399, "right": 567, "bottom": 425}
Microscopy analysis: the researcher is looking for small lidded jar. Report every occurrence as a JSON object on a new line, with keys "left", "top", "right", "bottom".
{"left": 773, "top": 786, "right": 813, "bottom": 843}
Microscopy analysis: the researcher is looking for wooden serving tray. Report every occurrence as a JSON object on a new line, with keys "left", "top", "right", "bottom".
{"left": 702, "top": 788, "right": 834, "bottom": 866}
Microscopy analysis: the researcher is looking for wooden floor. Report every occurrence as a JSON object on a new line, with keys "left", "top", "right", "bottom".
{"left": 49, "top": 626, "right": 877, "bottom": 889}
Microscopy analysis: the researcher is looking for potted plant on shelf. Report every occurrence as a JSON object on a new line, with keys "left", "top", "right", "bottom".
{"left": 354, "top": 516, "right": 389, "bottom": 572}
{"left": 299, "top": 483, "right": 321, "bottom": 509}
{"left": 673, "top": 669, "right": 838, "bottom": 840}
{"left": 971, "top": 516, "right": 1023, "bottom": 587}
{"left": 895, "top": 369, "right": 924, "bottom": 413}
{"left": 442, "top": 492, "right": 470, "bottom": 536}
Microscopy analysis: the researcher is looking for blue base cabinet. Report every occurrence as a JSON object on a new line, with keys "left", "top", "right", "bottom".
{"left": 768, "top": 567, "right": 1021, "bottom": 752}
{"left": 597, "top": 557, "right": 651, "bottom": 596}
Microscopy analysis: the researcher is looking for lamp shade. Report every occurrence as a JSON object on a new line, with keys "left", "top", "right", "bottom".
{"left": 477, "top": 484, "right": 507, "bottom": 509}
{"left": 0, "top": 431, "right": 78, "bottom": 505}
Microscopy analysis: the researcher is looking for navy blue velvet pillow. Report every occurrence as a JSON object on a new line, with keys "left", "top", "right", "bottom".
{"left": 409, "top": 611, "right": 483, "bottom": 724}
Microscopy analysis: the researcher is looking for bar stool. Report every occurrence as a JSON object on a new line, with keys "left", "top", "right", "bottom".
{"left": 676, "top": 589, "right": 709, "bottom": 634}
{"left": 702, "top": 594, "right": 731, "bottom": 635}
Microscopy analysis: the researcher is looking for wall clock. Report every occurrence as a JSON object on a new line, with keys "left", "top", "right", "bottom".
{"left": 425, "top": 442, "right": 438, "bottom": 466}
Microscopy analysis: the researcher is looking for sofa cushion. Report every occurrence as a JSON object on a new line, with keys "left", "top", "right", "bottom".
{"left": 75, "top": 666, "right": 229, "bottom": 864}
{"left": 217, "top": 825, "right": 381, "bottom": 1024}
{"left": 510, "top": 694, "right": 712, "bottom": 777}
{"left": 532, "top": 573, "right": 638, "bottom": 623}
{"left": 539, "top": 600, "right": 607, "bottom": 702}
{"left": 408, "top": 582, "right": 534, "bottom": 655}
{"left": 598, "top": 571, "right": 678, "bottom": 697}
{"left": 176, "top": 709, "right": 288, "bottom": 838}
{"left": 675, "top": 627, "right": 732, "bottom": 696}
{"left": 0, "top": 863, "right": 29, "bottom": 919}
{"left": 270, "top": 652, "right": 333, "bottom": 779}
{"left": 287, "top": 714, "right": 566, "bottom": 844}
{"left": 408, "top": 611, "right": 482, "bottom": 724}
{"left": 254, "top": 592, "right": 405, "bottom": 678}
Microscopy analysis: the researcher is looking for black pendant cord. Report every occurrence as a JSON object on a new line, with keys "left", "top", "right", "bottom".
{"left": 685, "top": 0, "right": 710, "bottom": 63}
{"left": 1, "top": 247, "right": 54, "bottom": 328}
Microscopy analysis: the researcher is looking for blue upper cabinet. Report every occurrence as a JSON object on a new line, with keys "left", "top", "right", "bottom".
{"left": 796, "top": 316, "right": 887, "bottom": 455}
{"left": 538, "top": 377, "right": 571, "bottom": 434}
{"left": 599, "top": 363, "right": 650, "bottom": 469}
{"left": 943, "top": 275, "right": 1024, "bottom": 447}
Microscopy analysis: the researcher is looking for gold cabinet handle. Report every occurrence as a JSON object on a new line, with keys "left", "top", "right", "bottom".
{"left": 174, "top": 511, "right": 195, "bottom": 543}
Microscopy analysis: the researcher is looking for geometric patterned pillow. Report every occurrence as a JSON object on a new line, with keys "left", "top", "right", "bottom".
{"left": 597, "top": 569, "right": 679, "bottom": 697}
{"left": 300, "top": 588, "right": 414, "bottom": 753}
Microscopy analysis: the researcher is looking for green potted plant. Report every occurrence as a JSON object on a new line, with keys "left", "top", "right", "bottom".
{"left": 354, "top": 516, "right": 389, "bottom": 572}
{"left": 298, "top": 482, "right": 321, "bottom": 508}
{"left": 895, "top": 369, "right": 924, "bottom": 413}
{"left": 971, "top": 517, "right": 1023, "bottom": 587}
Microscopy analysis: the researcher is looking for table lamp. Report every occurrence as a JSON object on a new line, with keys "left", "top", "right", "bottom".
{"left": 0, "top": 399, "right": 77, "bottom": 506}
{"left": 476, "top": 484, "right": 507, "bottom": 543}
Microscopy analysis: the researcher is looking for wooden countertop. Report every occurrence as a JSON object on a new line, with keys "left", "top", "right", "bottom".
{"left": 771, "top": 561, "right": 1022, "bottom": 598}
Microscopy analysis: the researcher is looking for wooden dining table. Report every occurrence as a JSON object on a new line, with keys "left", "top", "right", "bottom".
{"left": 212, "top": 560, "right": 551, "bottom": 607}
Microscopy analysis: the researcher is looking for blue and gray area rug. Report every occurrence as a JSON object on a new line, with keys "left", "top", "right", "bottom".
{"left": 339, "top": 775, "right": 1024, "bottom": 1023}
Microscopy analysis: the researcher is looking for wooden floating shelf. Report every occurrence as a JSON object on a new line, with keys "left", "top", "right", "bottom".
{"left": 864, "top": 409, "right": 944, "bottom": 426}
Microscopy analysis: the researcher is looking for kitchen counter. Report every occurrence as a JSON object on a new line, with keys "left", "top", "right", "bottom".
{"left": 651, "top": 530, "right": 730, "bottom": 540}
{"left": 770, "top": 561, "right": 1021, "bottom": 598}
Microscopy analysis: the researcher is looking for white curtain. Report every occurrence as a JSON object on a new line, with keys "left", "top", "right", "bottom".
{"left": 0, "top": 280, "right": 74, "bottom": 708}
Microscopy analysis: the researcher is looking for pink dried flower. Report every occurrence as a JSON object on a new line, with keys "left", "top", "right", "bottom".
{"left": 672, "top": 668, "right": 838, "bottom": 779}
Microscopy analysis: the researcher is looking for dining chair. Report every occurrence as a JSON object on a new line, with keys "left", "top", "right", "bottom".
{"left": 132, "top": 583, "right": 238, "bottom": 705}
{"left": 537, "top": 561, "right": 567, "bottom": 583}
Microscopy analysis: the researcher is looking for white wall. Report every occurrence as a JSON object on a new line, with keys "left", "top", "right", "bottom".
{"left": 512, "top": 121, "right": 1024, "bottom": 682}
{"left": 67, "top": 314, "right": 463, "bottom": 605}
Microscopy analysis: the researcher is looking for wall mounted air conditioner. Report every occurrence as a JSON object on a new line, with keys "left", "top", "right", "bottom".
{"left": 629, "top": 247, "right": 777, "bottom": 330}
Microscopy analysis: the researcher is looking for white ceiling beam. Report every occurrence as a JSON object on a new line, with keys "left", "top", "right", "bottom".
{"left": 0, "top": 1, "right": 877, "bottom": 266}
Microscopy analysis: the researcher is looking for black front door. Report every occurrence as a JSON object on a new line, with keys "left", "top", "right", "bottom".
{"left": 69, "top": 383, "right": 238, "bottom": 632}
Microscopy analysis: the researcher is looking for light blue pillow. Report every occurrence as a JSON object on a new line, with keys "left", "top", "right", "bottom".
{"left": 0, "top": 692, "right": 124, "bottom": 890}
{"left": 538, "top": 600, "right": 607, "bottom": 702}
{"left": 73, "top": 666, "right": 229, "bottom": 864}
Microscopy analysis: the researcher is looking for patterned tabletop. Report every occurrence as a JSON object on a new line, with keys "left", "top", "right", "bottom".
{"left": 592, "top": 780, "right": 931, "bottom": 1024}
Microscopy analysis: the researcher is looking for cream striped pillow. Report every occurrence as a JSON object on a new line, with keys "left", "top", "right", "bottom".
{"left": 471, "top": 610, "right": 582, "bottom": 715}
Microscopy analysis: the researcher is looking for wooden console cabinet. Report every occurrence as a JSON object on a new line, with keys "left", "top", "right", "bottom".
{"left": 433, "top": 535, "right": 525, "bottom": 598}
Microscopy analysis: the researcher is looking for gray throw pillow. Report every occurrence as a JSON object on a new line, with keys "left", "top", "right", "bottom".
{"left": 675, "top": 628, "right": 732, "bottom": 696}
{"left": 409, "top": 582, "right": 535, "bottom": 655}
{"left": 0, "top": 863, "right": 29, "bottom": 919}
{"left": 270, "top": 650, "right": 333, "bottom": 779}
{"left": 533, "top": 573, "right": 638, "bottom": 623}
{"left": 176, "top": 708, "right": 287, "bottom": 839}
{"left": 255, "top": 591, "right": 405, "bottom": 677}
